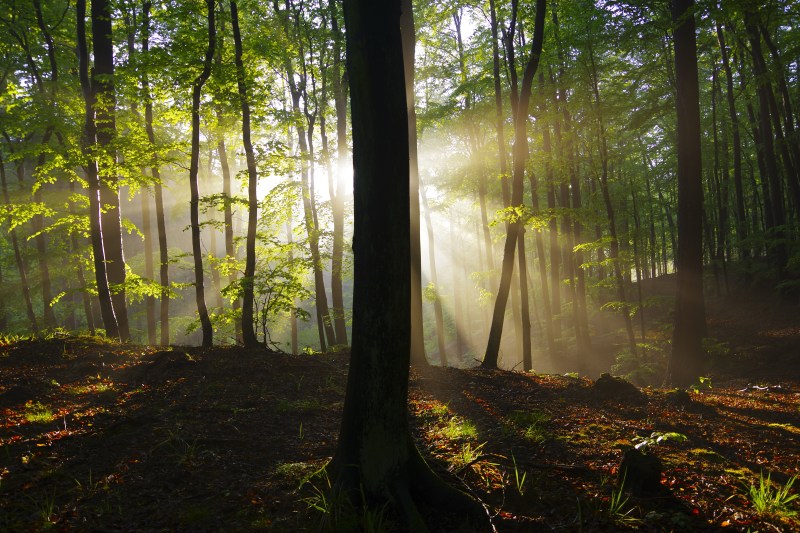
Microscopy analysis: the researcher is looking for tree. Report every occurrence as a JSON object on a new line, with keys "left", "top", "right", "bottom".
{"left": 189, "top": 0, "right": 216, "bottom": 347}
{"left": 93, "top": 0, "right": 131, "bottom": 340}
{"left": 331, "top": 0, "right": 482, "bottom": 527}
{"left": 483, "top": 0, "right": 547, "bottom": 369}
{"left": 668, "top": 0, "right": 706, "bottom": 387}
{"left": 230, "top": 0, "right": 260, "bottom": 347}
{"left": 77, "top": 0, "right": 119, "bottom": 340}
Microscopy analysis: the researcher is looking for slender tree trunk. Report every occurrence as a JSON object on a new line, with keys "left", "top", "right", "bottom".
{"left": 400, "top": 0, "right": 427, "bottom": 365}
{"left": 215, "top": 126, "right": 240, "bottom": 342}
{"left": 588, "top": 40, "right": 637, "bottom": 357}
{"left": 483, "top": 0, "right": 546, "bottom": 369}
{"left": 230, "top": 0, "right": 260, "bottom": 347}
{"left": 0, "top": 153, "right": 38, "bottom": 334}
{"left": 286, "top": 218, "right": 298, "bottom": 355}
{"left": 420, "top": 181, "right": 447, "bottom": 366}
{"left": 450, "top": 214, "right": 465, "bottom": 359}
{"left": 745, "top": 9, "right": 787, "bottom": 278}
{"left": 668, "top": 0, "right": 707, "bottom": 387}
{"left": 327, "top": 0, "right": 349, "bottom": 347}
{"left": 188, "top": 0, "right": 216, "bottom": 347}
{"left": 141, "top": 1, "right": 171, "bottom": 345}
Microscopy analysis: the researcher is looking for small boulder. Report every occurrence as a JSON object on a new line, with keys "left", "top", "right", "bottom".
{"left": 618, "top": 447, "right": 664, "bottom": 495}
{"left": 593, "top": 373, "right": 646, "bottom": 403}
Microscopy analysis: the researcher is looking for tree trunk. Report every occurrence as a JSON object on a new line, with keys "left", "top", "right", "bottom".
{"left": 188, "top": 0, "right": 215, "bottom": 347}
{"left": 450, "top": 214, "right": 465, "bottom": 359}
{"left": 588, "top": 39, "right": 637, "bottom": 358}
{"left": 483, "top": 0, "right": 546, "bottom": 369}
{"left": 332, "top": 3, "right": 482, "bottom": 527}
{"left": 77, "top": 0, "right": 119, "bottom": 340}
{"left": 420, "top": 181, "right": 447, "bottom": 366}
{"left": 141, "top": 1, "right": 171, "bottom": 345}
{"left": 716, "top": 20, "right": 748, "bottom": 261}
{"left": 0, "top": 152, "right": 38, "bottom": 334}
{"left": 93, "top": 0, "right": 130, "bottom": 341}
{"left": 668, "top": 0, "right": 707, "bottom": 388}
{"left": 744, "top": 9, "right": 787, "bottom": 278}
{"left": 328, "top": 0, "right": 349, "bottom": 347}
{"left": 400, "top": 0, "right": 427, "bottom": 366}
{"left": 230, "top": 0, "right": 260, "bottom": 347}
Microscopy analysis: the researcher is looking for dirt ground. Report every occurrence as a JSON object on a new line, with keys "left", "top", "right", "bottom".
{"left": 1, "top": 278, "right": 799, "bottom": 531}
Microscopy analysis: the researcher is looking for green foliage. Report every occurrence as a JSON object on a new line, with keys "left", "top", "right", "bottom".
{"left": 442, "top": 416, "right": 478, "bottom": 440}
{"left": 449, "top": 441, "right": 485, "bottom": 472}
{"left": 745, "top": 472, "right": 798, "bottom": 519}
{"left": 633, "top": 431, "right": 688, "bottom": 453}
{"left": 507, "top": 410, "right": 551, "bottom": 444}
{"left": 300, "top": 468, "right": 395, "bottom": 532}
{"left": 606, "top": 474, "right": 640, "bottom": 525}
{"left": 688, "top": 376, "right": 713, "bottom": 392}
{"left": 511, "top": 453, "right": 527, "bottom": 496}
{"left": 24, "top": 401, "right": 55, "bottom": 423}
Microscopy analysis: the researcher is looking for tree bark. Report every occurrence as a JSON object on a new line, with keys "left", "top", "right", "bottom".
{"left": 141, "top": 1, "right": 171, "bottom": 345}
{"left": 400, "top": 0, "right": 428, "bottom": 366}
{"left": 188, "top": 0, "right": 216, "bottom": 347}
{"left": 77, "top": 0, "right": 119, "bottom": 340}
{"left": 230, "top": 0, "right": 260, "bottom": 347}
{"left": 332, "top": 2, "right": 482, "bottom": 527}
{"left": 0, "top": 152, "right": 38, "bottom": 334}
{"left": 329, "top": 0, "right": 349, "bottom": 347}
{"left": 420, "top": 181, "right": 447, "bottom": 366}
{"left": 668, "top": 0, "right": 707, "bottom": 388}
{"left": 93, "top": 0, "right": 130, "bottom": 341}
{"left": 483, "top": 0, "right": 546, "bottom": 369}
{"left": 716, "top": 20, "right": 748, "bottom": 259}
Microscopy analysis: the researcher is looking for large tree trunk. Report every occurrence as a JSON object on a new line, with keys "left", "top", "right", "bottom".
{"left": 668, "top": 0, "right": 707, "bottom": 388}
{"left": 93, "top": 0, "right": 130, "bottom": 341}
{"left": 188, "top": 0, "right": 215, "bottom": 347}
{"left": 483, "top": 0, "right": 546, "bottom": 369}
{"left": 77, "top": 0, "right": 119, "bottom": 340}
{"left": 230, "top": 0, "right": 260, "bottom": 347}
{"left": 331, "top": 3, "right": 482, "bottom": 527}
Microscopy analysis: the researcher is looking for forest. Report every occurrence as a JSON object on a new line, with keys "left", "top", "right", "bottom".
{"left": 1, "top": 0, "right": 800, "bottom": 530}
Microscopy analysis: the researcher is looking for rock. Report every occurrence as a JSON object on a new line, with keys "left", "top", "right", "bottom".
{"left": 592, "top": 373, "right": 646, "bottom": 403}
{"left": 665, "top": 388, "right": 693, "bottom": 407}
{"left": 618, "top": 447, "right": 664, "bottom": 495}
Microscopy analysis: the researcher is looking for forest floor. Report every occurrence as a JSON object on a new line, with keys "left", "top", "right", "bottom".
{"left": 1, "top": 277, "right": 800, "bottom": 531}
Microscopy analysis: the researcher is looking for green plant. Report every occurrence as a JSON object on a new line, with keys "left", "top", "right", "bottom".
{"left": 745, "top": 471, "right": 798, "bottom": 519}
{"left": 606, "top": 474, "right": 640, "bottom": 525}
{"left": 633, "top": 431, "right": 687, "bottom": 453}
{"left": 24, "top": 401, "right": 55, "bottom": 423}
{"left": 689, "top": 376, "right": 712, "bottom": 392}
{"left": 511, "top": 453, "right": 527, "bottom": 496}
{"left": 277, "top": 398, "right": 323, "bottom": 413}
{"left": 449, "top": 442, "right": 485, "bottom": 472}
{"left": 300, "top": 468, "right": 394, "bottom": 532}
{"left": 442, "top": 416, "right": 477, "bottom": 440}
{"left": 508, "top": 410, "right": 551, "bottom": 443}
{"left": 27, "top": 489, "right": 57, "bottom": 529}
